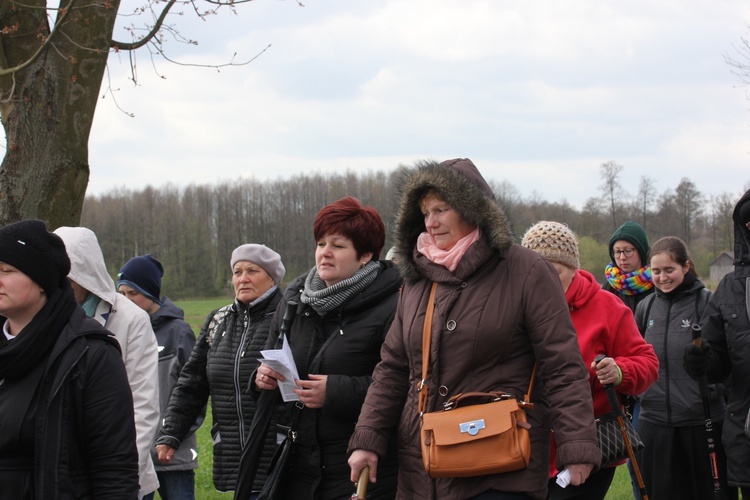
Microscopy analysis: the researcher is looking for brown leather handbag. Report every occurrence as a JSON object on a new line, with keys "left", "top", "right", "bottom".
{"left": 418, "top": 282, "right": 536, "bottom": 478}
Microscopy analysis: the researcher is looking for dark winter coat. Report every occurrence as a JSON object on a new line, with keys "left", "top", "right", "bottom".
{"left": 348, "top": 159, "right": 600, "bottom": 500}
{"left": 267, "top": 261, "right": 402, "bottom": 499}
{"left": 156, "top": 288, "right": 282, "bottom": 492}
{"left": 150, "top": 298, "right": 203, "bottom": 472}
{"left": 700, "top": 188, "right": 750, "bottom": 487}
{"left": 0, "top": 307, "right": 139, "bottom": 499}
{"left": 636, "top": 278, "right": 724, "bottom": 426}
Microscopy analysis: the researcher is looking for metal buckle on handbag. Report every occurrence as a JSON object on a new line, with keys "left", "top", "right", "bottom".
{"left": 460, "top": 419, "right": 486, "bottom": 436}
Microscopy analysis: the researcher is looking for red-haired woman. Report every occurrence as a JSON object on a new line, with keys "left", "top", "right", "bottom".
{"left": 255, "top": 196, "right": 402, "bottom": 499}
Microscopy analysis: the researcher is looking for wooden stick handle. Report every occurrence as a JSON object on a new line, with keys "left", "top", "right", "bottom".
{"left": 355, "top": 466, "right": 369, "bottom": 499}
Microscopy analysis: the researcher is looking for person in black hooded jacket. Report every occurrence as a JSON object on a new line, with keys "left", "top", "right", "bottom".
{"left": 0, "top": 220, "right": 138, "bottom": 499}
{"left": 254, "top": 196, "right": 402, "bottom": 500}
{"left": 117, "top": 254, "right": 204, "bottom": 500}
{"left": 684, "top": 188, "right": 750, "bottom": 498}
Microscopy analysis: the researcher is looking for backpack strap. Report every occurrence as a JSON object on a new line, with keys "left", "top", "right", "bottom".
{"left": 206, "top": 305, "right": 232, "bottom": 347}
{"left": 636, "top": 294, "right": 656, "bottom": 335}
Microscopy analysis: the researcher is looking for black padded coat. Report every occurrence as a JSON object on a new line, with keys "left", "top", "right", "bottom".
{"left": 156, "top": 288, "right": 282, "bottom": 492}
{"left": 265, "top": 261, "right": 402, "bottom": 500}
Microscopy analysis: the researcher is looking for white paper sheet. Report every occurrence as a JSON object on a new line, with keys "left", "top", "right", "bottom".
{"left": 260, "top": 334, "right": 301, "bottom": 402}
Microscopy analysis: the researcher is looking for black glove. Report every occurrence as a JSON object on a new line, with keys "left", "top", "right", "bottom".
{"left": 683, "top": 342, "right": 711, "bottom": 380}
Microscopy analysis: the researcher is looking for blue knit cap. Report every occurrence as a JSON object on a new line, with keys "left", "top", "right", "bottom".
{"left": 117, "top": 254, "right": 163, "bottom": 304}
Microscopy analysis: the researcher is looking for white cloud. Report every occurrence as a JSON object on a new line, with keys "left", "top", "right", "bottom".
{"left": 70, "top": 0, "right": 750, "bottom": 208}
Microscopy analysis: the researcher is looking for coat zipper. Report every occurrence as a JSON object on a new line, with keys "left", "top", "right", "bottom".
{"left": 235, "top": 311, "right": 252, "bottom": 446}
{"left": 662, "top": 299, "right": 672, "bottom": 426}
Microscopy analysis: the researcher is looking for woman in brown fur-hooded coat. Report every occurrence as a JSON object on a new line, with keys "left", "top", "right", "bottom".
{"left": 348, "top": 158, "right": 600, "bottom": 500}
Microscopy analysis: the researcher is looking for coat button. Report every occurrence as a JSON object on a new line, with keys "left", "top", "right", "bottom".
{"left": 439, "top": 385, "right": 449, "bottom": 396}
{"left": 446, "top": 320, "right": 456, "bottom": 331}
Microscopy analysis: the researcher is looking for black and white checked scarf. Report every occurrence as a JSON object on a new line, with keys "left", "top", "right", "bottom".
{"left": 300, "top": 260, "right": 380, "bottom": 316}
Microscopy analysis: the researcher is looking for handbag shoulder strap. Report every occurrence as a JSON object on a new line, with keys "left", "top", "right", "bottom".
{"left": 523, "top": 364, "right": 538, "bottom": 405}
{"left": 417, "top": 281, "right": 537, "bottom": 412}
{"left": 418, "top": 282, "right": 438, "bottom": 416}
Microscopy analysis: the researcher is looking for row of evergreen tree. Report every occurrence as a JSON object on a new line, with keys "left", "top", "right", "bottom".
{"left": 80, "top": 167, "right": 746, "bottom": 299}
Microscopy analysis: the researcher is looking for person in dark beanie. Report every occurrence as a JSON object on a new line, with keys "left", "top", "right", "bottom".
{"left": 0, "top": 220, "right": 138, "bottom": 498}
{"left": 118, "top": 255, "right": 164, "bottom": 309}
{"left": 684, "top": 188, "right": 750, "bottom": 498}
{"left": 117, "top": 255, "right": 204, "bottom": 500}
{"left": 603, "top": 220, "right": 655, "bottom": 313}
{"left": 602, "top": 220, "right": 654, "bottom": 499}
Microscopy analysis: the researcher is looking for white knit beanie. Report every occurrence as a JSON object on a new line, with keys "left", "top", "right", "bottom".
{"left": 521, "top": 221, "right": 580, "bottom": 270}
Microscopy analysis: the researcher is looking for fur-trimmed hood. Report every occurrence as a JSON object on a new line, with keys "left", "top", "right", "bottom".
{"left": 394, "top": 158, "right": 513, "bottom": 281}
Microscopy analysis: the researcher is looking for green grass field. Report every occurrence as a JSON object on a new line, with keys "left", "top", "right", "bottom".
{"left": 171, "top": 297, "right": 641, "bottom": 500}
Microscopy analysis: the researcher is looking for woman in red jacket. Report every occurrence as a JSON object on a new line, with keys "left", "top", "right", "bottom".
{"left": 522, "top": 221, "right": 659, "bottom": 500}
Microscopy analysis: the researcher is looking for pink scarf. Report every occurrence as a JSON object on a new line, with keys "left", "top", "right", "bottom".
{"left": 417, "top": 228, "right": 480, "bottom": 272}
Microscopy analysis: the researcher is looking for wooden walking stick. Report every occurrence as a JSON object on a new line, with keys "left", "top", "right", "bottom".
{"left": 350, "top": 466, "right": 369, "bottom": 500}
{"left": 691, "top": 323, "right": 723, "bottom": 500}
{"left": 595, "top": 354, "right": 649, "bottom": 500}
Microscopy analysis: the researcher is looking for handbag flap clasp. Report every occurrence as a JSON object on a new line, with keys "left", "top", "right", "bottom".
{"left": 459, "top": 419, "right": 486, "bottom": 436}
{"left": 422, "top": 399, "right": 520, "bottom": 445}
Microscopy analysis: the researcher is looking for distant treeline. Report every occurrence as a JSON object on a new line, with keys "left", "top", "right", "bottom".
{"left": 81, "top": 168, "right": 743, "bottom": 299}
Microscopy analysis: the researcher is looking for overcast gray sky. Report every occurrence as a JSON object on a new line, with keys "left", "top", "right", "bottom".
{"left": 85, "top": 0, "right": 750, "bottom": 208}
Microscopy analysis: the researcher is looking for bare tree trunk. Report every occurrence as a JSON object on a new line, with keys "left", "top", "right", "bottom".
{"left": 599, "top": 160, "right": 623, "bottom": 232}
{"left": 0, "top": 0, "right": 119, "bottom": 227}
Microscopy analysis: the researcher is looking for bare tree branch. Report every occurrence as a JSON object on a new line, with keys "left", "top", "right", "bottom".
{"left": 110, "top": 0, "right": 179, "bottom": 51}
{"left": 147, "top": 40, "right": 271, "bottom": 71}
{"left": 0, "top": 0, "right": 76, "bottom": 77}
{"left": 726, "top": 25, "right": 750, "bottom": 86}
{"left": 100, "top": 63, "right": 136, "bottom": 117}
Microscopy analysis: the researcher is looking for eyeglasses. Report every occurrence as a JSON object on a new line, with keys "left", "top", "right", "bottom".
{"left": 613, "top": 248, "right": 636, "bottom": 258}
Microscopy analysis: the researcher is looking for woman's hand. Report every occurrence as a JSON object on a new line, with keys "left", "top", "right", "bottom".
{"left": 155, "top": 444, "right": 176, "bottom": 464}
{"left": 256, "top": 363, "right": 285, "bottom": 391}
{"left": 349, "top": 449, "right": 379, "bottom": 484}
{"left": 592, "top": 356, "right": 622, "bottom": 386}
{"left": 566, "top": 463, "right": 595, "bottom": 486}
{"left": 293, "top": 374, "right": 327, "bottom": 408}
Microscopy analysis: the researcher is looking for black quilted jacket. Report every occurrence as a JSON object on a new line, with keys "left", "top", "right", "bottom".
{"left": 156, "top": 288, "right": 282, "bottom": 492}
